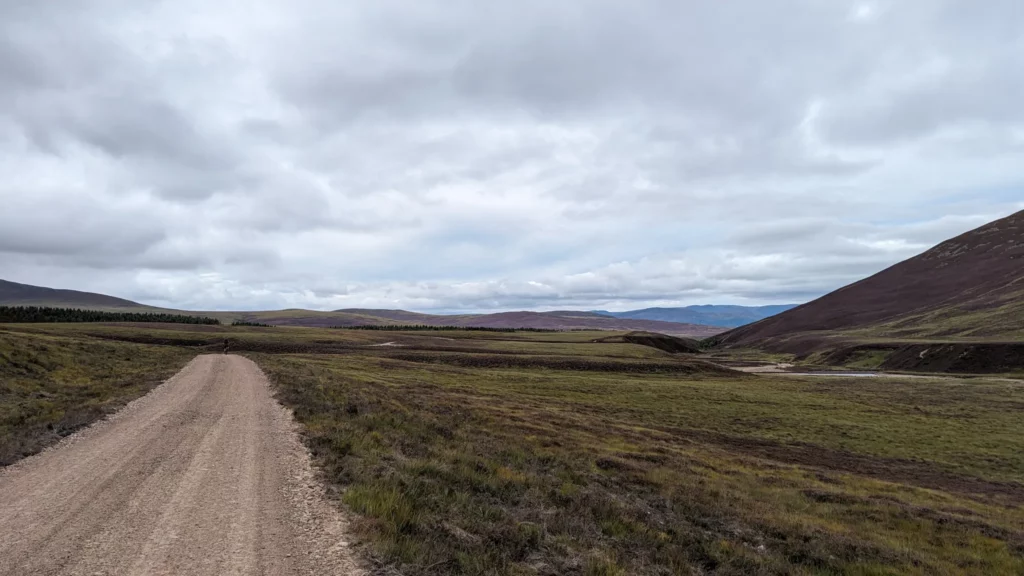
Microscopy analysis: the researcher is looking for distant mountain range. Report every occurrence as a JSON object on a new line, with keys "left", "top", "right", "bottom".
{"left": 592, "top": 305, "right": 797, "bottom": 328}
{"left": 8, "top": 210, "right": 1021, "bottom": 372}
{"left": 0, "top": 280, "right": 725, "bottom": 338}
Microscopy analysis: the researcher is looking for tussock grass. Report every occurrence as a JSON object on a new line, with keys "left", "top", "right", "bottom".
{"left": 254, "top": 343, "right": 1024, "bottom": 575}
{"left": 0, "top": 328, "right": 192, "bottom": 465}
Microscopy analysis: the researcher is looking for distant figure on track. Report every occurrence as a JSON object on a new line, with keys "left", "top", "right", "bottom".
{"left": 223, "top": 339, "right": 229, "bottom": 354}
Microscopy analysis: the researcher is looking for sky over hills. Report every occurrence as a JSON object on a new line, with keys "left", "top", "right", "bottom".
{"left": 1, "top": 1, "right": 1022, "bottom": 312}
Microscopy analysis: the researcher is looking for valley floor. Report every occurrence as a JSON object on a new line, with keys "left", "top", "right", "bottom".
{"left": 1, "top": 323, "right": 1022, "bottom": 575}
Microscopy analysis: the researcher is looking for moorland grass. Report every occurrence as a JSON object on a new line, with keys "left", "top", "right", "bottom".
{"left": 0, "top": 327, "right": 192, "bottom": 465}
{"left": 253, "top": 341, "right": 1024, "bottom": 575}
{"left": 3, "top": 323, "right": 1022, "bottom": 574}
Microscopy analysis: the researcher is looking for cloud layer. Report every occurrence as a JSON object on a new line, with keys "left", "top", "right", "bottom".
{"left": 1, "top": 0, "right": 1022, "bottom": 311}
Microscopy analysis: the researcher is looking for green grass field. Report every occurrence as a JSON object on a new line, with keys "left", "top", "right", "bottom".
{"left": 1, "top": 322, "right": 1022, "bottom": 574}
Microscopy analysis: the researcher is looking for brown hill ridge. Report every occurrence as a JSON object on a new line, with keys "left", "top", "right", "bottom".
{"left": 0, "top": 281, "right": 725, "bottom": 338}
{"left": 0, "top": 279, "right": 151, "bottom": 310}
{"left": 716, "top": 209, "right": 1024, "bottom": 348}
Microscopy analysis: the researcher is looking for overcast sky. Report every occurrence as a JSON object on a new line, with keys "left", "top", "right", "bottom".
{"left": 1, "top": 1, "right": 1022, "bottom": 312}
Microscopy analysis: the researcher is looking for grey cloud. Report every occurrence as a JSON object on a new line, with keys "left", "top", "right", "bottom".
{"left": 731, "top": 219, "right": 837, "bottom": 248}
{"left": 62, "top": 100, "right": 230, "bottom": 171}
{"left": 0, "top": 0, "right": 1021, "bottom": 312}
{"left": 269, "top": 1, "right": 876, "bottom": 185}
{"left": 0, "top": 196, "right": 165, "bottom": 258}
{"left": 821, "top": 56, "right": 1024, "bottom": 146}
{"left": 449, "top": 2, "right": 841, "bottom": 117}
{"left": 271, "top": 2, "right": 852, "bottom": 126}
{"left": 817, "top": 1, "right": 1024, "bottom": 146}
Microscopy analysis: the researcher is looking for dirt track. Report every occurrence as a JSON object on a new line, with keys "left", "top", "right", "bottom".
{"left": 0, "top": 355, "right": 363, "bottom": 576}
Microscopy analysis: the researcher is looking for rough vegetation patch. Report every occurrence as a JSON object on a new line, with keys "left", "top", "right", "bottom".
{"left": 0, "top": 330, "right": 192, "bottom": 465}
{"left": 4, "top": 323, "right": 1023, "bottom": 574}
{"left": 251, "top": 334, "right": 1024, "bottom": 575}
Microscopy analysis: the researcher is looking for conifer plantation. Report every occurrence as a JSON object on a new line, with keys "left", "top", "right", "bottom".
{"left": 0, "top": 306, "right": 219, "bottom": 325}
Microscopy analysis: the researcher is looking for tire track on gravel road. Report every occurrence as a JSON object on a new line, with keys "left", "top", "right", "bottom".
{"left": 0, "top": 354, "right": 363, "bottom": 576}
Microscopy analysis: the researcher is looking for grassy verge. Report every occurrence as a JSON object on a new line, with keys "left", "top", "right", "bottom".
{"left": 0, "top": 327, "right": 193, "bottom": 465}
{"left": 253, "top": 342, "right": 1024, "bottom": 575}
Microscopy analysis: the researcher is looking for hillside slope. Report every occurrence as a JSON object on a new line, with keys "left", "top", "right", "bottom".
{"left": 0, "top": 279, "right": 152, "bottom": 310}
{"left": 716, "top": 209, "right": 1024, "bottom": 349}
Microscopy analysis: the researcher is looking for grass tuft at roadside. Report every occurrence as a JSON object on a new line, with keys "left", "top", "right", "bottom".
{"left": 0, "top": 328, "right": 192, "bottom": 465}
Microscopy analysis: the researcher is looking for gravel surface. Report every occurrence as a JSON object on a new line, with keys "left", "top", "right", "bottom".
{"left": 0, "top": 354, "right": 364, "bottom": 576}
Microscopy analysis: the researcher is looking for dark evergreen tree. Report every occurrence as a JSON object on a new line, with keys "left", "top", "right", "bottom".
{"left": 0, "top": 306, "right": 220, "bottom": 325}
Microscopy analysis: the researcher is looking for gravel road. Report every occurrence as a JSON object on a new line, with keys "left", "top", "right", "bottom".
{"left": 0, "top": 354, "right": 363, "bottom": 576}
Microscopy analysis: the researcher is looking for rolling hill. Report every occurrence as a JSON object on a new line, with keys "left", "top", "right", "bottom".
{"left": 247, "top": 309, "right": 725, "bottom": 337}
{"left": 0, "top": 280, "right": 725, "bottom": 337}
{"left": 595, "top": 304, "right": 797, "bottom": 327}
{"left": 0, "top": 279, "right": 154, "bottom": 311}
{"left": 713, "top": 209, "right": 1024, "bottom": 371}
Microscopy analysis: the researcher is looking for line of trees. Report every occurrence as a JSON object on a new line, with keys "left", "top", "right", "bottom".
{"left": 231, "top": 320, "right": 274, "bottom": 327}
{"left": 0, "top": 306, "right": 220, "bottom": 325}
{"left": 333, "top": 324, "right": 560, "bottom": 333}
